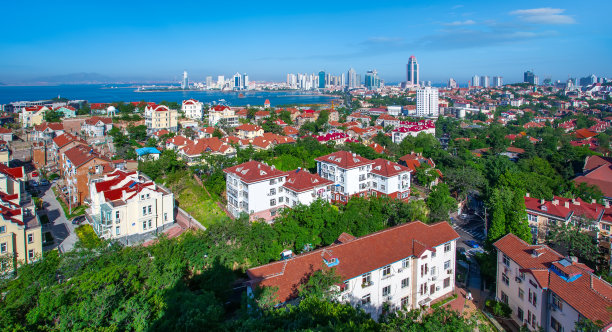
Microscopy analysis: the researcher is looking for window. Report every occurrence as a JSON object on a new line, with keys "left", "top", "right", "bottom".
{"left": 552, "top": 293, "right": 563, "bottom": 311}
{"left": 519, "top": 288, "right": 524, "bottom": 300}
{"left": 146, "top": 193, "right": 150, "bottom": 199}
{"left": 143, "top": 221, "right": 147, "bottom": 230}
{"left": 401, "top": 296, "right": 410, "bottom": 309}
{"left": 444, "top": 260, "right": 451, "bottom": 270}
{"left": 530, "top": 312, "right": 536, "bottom": 328}
{"left": 519, "top": 271, "right": 525, "bottom": 279}
{"left": 269, "top": 179, "right": 276, "bottom": 185}
{"left": 528, "top": 289, "right": 537, "bottom": 306}
{"left": 382, "top": 285, "right": 391, "bottom": 297}
{"left": 431, "top": 266, "right": 436, "bottom": 276}
{"left": 279, "top": 196, "right": 284, "bottom": 203}
{"left": 362, "top": 273, "right": 372, "bottom": 286}
{"left": 142, "top": 207, "right": 146, "bottom": 216}
{"left": 431, "top": 251, "right": 436, "bottom": 258}
{"left": 0, "top": 242, "right": 6, "bottom": 253}
{"left": 517, "top": 307, "right": 524, "bottom": 322}
{"left": 382, "top": 265, "right": 391, "bottom": 277}
{"left": 116, "top": 226, "right": 121, "bottom": 235}
{"left": 164, "top": 213, "right": 168, "bottom": 221}
{"left": 270, "top": 199, "right": 276, "bottom": 206}
{"left": 116, "top": 211, "right": 120, "bottom": 220}
{"left": 420, "top": 263, "right": 428, "bottom": 277}
{"left": 551, "top": 317, "right": 562, "bottom": 332}
{"left": 402, "top": 258, "right": 410, "bottom": 269}
{"left": 501, "top": 291, "right": 508, "bottom": 304}
{"left": 502, "top": 273, "right": 509, "bottom": 286}
{"left": 528, "top": 214, "right": 537, "bottom": 222}
{"left": 502, "top": 254, "right": 510, "bottom": 267}
{"left": 27, "top": 233, "right": 34, "bottom": 244}
{"left": 401, "top": 278, "right": 410, "bottom": 289}
{"left": 28, "top": 249, "right": 35, "bottom": 259}
{"left": 0, "top": 225, "right": 5, "bottom": 233}
{"left": 269, "top": 188, "right": 276, "bottom": 195}
{"left": 444, "top": 242, "right": 451, "bottom": 252}
{"left": 148, "top": 205, "right": 152, "bottom": 214}
{"left": 361, "top": 294, "right": 371, "bottom": 305}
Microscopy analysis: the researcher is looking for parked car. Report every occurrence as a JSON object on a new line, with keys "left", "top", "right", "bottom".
{"left": 30, "top": 181, "right": 39, "bottom": 187}
{"left": 71, "top": 216, "right": 85, "bottom": 225}
{"left": 465, "top": 240, "right": 480, "bottom": 248}
{"left": 40, "top": 179, "right": 50, "bottom": 186}
{"left": 32, "top": 172, "right": 39, "bottom": 177}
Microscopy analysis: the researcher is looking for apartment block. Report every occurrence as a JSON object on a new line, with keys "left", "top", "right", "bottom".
{"left": 494, "top": 234, "right": 612, "bottom": 331}
{"left": 315, "top": 151, "right": 374, "bottom": 203}
{"left": 87, "top": 169, "right": 175, "bottom": 240}
{"left": 0, "top": 164, "right": 41, "bottom": 273}
{"left": 247, "top": 221, "right": 459, "bottom": 320}
{"left": 62, "top": 145, "right": 110, "bottom": 206}
{"left": 182, "top": 99, "right": 204, "bottom": 121}
{"left": 144, "top": 105, "right": 178, "bottom": 133}
{"left": 20, "top": 106, "right": 48, "bottom": 128}
{"left": 81, "top": 116, "right": 113, "bottom": 137}
{"left": 369, "top": 158, "right": 411, "bottom": 201}
{"left": 208, "top": 105, "right": 238, "bottom": 127}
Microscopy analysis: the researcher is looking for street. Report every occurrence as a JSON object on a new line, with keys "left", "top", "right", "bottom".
{"left": 39, "top": 183, "right": 78, "bottom": 253}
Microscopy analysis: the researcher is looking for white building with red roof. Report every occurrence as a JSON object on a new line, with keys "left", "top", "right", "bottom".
{"left": 32, "top": 122, "right": 64, "bottom": 141}
{"left": 369, "top": 159, "right": 411, "bottom": 201}
{"left": 181, "top": 99, "right": 203, "bottom": 121}
{"left": 81, "top": 116, "right": 113, "bottom": 137}
{"left": 208, "top": 105, "right": 238, "bottom": 127}
{"left": 144, "top": 105, "right": 178, "bottom": 133}
{"left": 87, "top": 169, "right": 175, "bottom": 240}
{"left": 315, "top": 151, "right": 375, "bottom": 203}
{"left": 236, "top": 123, "right": 264, "bottom": 139}
{"left": 391, "top": 120, "right": 436, "bottom": 143}
{"left": 19, "top": 105, "right": 48, "bottom": 128}
{"left": 494, "top": 233, "right": 612, "bottom": 332}
{"left": 246, "top": 221, "right": 459, "bottom": 319}
{"left": 282, "top": 168, "right": 333, "bottom": 207}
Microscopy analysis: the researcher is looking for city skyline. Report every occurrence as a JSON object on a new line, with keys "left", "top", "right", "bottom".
{"left": 1, "top": 1, "right": 611, "bottom": 84}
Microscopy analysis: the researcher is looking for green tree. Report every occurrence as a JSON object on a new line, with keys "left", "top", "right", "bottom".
{"left": 426, "top": 183, "right": 457, "bottom": 222}
{"left": 44, "top": 109, "right": 62, "bottom": 123}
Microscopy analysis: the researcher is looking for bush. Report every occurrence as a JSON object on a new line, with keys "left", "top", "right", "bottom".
{"left": 48, "top": 173, "right": 60, "bottom": 180}
{"left": 75, "top": 225, "right": 104, "bottom": 249}
{"left": 485, "top": 299, "right": 512, "bottom": 318}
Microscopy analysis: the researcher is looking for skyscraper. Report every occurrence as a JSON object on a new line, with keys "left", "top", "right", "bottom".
{"left": 579, "top": 74, "right": 597, "bottom": 87}
{"left": 416, "top": 87, "right": 439, "bottom": 117}
{"left": 347, "top": 68, "right": 358, "bottom": 89}
{"left": 233, "top": 72, "right": 243, "bottom": 90}
{"left": 448, "top": 78, "right": 457, "bottom": 89}
{"left": 471, "top": 75, "right": 480, "bottom": 87}
{"left": 181, "top": 71, "right": 189, "bottom": 89}
{"left": 481, "top": 76, "right": 490, "bottom": 88}
{"left": 217, "top": 75, "right": 225, "bottom": 89}
{"left": 365, "top": 70, "right": 381, "bottom": 90}
{"left": 406, "top": 55, "right": 419, "bottom": 86}
{"left": 206, "top": 76, "right": 213, "bottom": 89}
{"left": 493, "top": 76, "right": 503, "bottom": 87}
{"left": 318, "top": 71, "right": 326, "bottom": 89}
{"left": 524, "top": 71, "right": 539, "bottom": 85}
{"left": 242, "top": 73, "right": 249, "bottom": 90}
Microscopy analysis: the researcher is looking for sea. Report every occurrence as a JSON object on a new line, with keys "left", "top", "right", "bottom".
{"left": 0, "top": 84, "right": 336, "bottom": 107}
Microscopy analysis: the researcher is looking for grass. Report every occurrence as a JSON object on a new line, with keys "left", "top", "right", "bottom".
{"left": 431, "top": 294, "right": 458, "bottom": 309}
{"left": 163, "top": 172, "right": 227, "bottom": 228}
{"left": 75, "top": 224, "right": 103, "bottom": 249}
{"left": 52, "top": 187, "right": 87, "bottom": 219}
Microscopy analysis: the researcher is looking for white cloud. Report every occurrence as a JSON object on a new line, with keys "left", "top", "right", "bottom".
{"left": 510, "top": 7, "right": 575, "bottom": 24}
{"left": 443, "top": 20, "right": 476, "bottom": 26}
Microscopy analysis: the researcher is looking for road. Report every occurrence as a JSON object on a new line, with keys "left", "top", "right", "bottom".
{"left": 39, "top": 183, "right": 78, "bottom": 253}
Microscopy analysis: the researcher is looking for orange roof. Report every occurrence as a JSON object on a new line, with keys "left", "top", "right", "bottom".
{"left": 574, "top": 128, "right": 598, "bottom": 140}
{"left": 282, "top": 168, "right": 333, "bottom": 193}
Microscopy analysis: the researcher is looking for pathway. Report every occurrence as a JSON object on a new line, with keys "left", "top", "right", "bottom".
{"left": 40, "top": 183, "right": 78, "bottom": 252}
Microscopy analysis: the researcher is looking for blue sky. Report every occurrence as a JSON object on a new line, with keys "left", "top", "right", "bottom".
{"left": 1, "top": 0, "right": 610, "bottom": 84}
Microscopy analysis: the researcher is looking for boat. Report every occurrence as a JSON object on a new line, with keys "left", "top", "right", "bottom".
{"left": 238, "top": 93, "right": 245, "bottom": 98}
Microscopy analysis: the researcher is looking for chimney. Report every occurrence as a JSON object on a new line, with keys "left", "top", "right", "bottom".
{"left": 564, "top": 201, "right": 570, "bottom": 208}
{"left": 526, "top": 192, "right": 530, "bottom": 197}
{"left": 606, "top": 201, "right": 610, "bottom": 208}
{"left": 572, "top": 198, "right": 579, "bottom": 206}
{"left": 569, "top": 256, "right": 578, "bottom": 263}
{"left": 539, "top": 199, "right": 545, "bottom": 204}
{"left": 552, "top": 199, "right": 558, "bottom": 206}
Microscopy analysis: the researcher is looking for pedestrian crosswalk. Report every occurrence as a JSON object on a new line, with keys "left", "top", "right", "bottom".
{"left": 454, "top": 225, "right": 486, "bottom": 242}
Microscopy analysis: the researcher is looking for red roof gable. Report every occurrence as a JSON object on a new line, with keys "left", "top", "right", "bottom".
{"left": 283, "top": 168, "right": 333, "bottom": 193}
{"left": 315, "top": 151, "right": 374, "bottom": 169}
{"left": 223, "top": 161, "right": 286, "bottom": 183}
{"left": 370, "top": 158, "right": 410, "bottom": 177}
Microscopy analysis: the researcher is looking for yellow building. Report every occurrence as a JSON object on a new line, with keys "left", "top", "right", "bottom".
{"left": 19, "top": 105, "right": 48, "bottom": 128}
{"left": 0, "top": 165, "right": 42, "bottom": 273}
{"left": 145, "top": 105, "right": 178, "bottom": 133}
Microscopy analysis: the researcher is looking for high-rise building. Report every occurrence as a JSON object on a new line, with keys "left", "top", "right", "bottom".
{"left": 318, "top": 71, "right": 326, "bottom": 89}
{"left": 579, "top": 74, "right": 597, "bottom": 87}
{"left": 416, "top": 87, "right": 439, "bottom": 117}
{"left": 287, "top": 73, "right": 297, "bottom": 89}
{"left": 181, "top": 71, "right": 189, "bottom": 90}
{"left": 493, "top": 76, "right": 503, "bottom": 87}
{"left": 481, "top": 76, "right": 490, "bottom": 88}
{"left": 233, "top": 72, "right": 243, "bottom": 90}
{"left": 364, "top": 70, "right": 381, "bottom": 90}
{"left": 448, "top": 78, "right": 457, "bottom": 89}
{"left": 347, "top": 68, "right": 358, "bottom": 89}
{"left": 524, "top": 71, "right": 539, "bottom": 85}
{"left": 206, "top": 76, "right": 213, "bottom": 89}
{"left": 242, "top": 73, "right": 249, "bottom": 90}
{"left": 471, "top": 75, "right": 480, "bottom": 87}
{"left": 406, "top": 55, "right": 419, "bottom": 86}
{"left": 217, "top": 75, "right": 225, "bottom": 89}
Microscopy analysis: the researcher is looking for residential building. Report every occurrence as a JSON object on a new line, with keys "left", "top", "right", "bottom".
{"left": 524, "top": 71, "right": 539, "bottom": 85}
{"left": 406, "top": 55, "right": 419, "bottom": 87}
{"left": 369, "top": 159, "right": 411, "bottom": 201}
{"left": 481, "top": 76, "right": 490, "bottom": 88}
{"left": 472, "top": 75, "right": 480, "bottom": 87}
{"left": 573, "top": 156, "right": 612, "bottom": 204}
{"left": 246, "top": 221, "right": 459, "bottom": 320}
{"left": 62, "top": 145, "right": 110, "bottom": 206}
{"left": 81, "top": 117, "right": 113, "bottom": 137}
{"left": 144, "top": 105, "right": 178, "bottom": 133}
{"left": 347, "top": 68, "right": 359, "bottom": 89}
{"left": 223, "top": 161, "right": 288, "bottom": 221}
{"left": 391, "top": 121, "right": 436, "bottom": 143}
{"left": 20, "top": 106, "right": 48, "bottom": 128}
{"left": 208, "top": 105, "right": 239, "bottom": 127}
{"left": 315, "top": 151, "right": 374, "bottom": 203}
{"left": 0, "top": 127, "right": 12, "bottom": 142}
{"left": 448, "top": 78, "right": 457, "bottom": 89}
{"left": 52, "top": 133, "right": 87, "bottom": 170}
{"left": 182, "top": 99, "right": 204, "bottom": 120}
{"left": 365, "top": 70, "right": 381, "bottom": 90}
{"left": 235, "top": 124, "right": 264, "bottom": 141}
{"left": 54, "top": 106, "right": 76, "bottom": 118}
{"left": 282, "top": 168, "right": 333, "bottom": 207}
{"left": 32, "top": 122, "right": 64, "bottom": 141}
{"left": 416, "top": 87, "right": 439, "bottom": 117}
{"left": 493, "top": 76, "right": 504, "bottom": 87}
{"left": 179, "top": 137, "right": 235, "bottom": 164}
{"left": 87, "top": 169, "right": 175, "bottom": 240}
{"left": 494, "top": 233, "right": 612, "bottom": 331}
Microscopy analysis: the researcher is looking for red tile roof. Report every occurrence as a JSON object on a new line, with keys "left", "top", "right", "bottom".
{"left": 573, "top": 163, "right": 612, "bottom": 198}
{"left": 180, "top": 137, "right": 230, "bottom": 156}
{"left": 52, "top": 133, "right": 85, "bottom": 148}
{"left": 370, "top": 158, "right": 410, "bottom": 178}
{"left": 34, "top": 122, "right": 64, "bottom": 132}
{"left": 314, "top": 151, "right": 374, "bottom": 169}
{"left": 283, "top": 126, "right": 299, "bottom": 136}
{"left": 0, "top": 164, "right": 24, "bottom": 180}
{"left": 525, "top": 195, "right": 606, "bottom": 222}
{"left": 574, "top": 128, "right": 598, "bottom": 140}
{"left": 247, "top": 221, "right": 459, "bottom": 303}
{"left": 84, "top": 116, "right": 112, "bottom": 125}
{"left": 223, "top": 161, "right": 286, "bottom": 183}
{"left": 236, "top": 123, "right": 263, "bottom": 132}
{"left": 0, "top": 127, "right": 11, "bottom": 134}
{"left": 583, "top": 155, "right": 612, "bottom": 172}
{"left": 153, "top": 129, "right": 170, "bottom": 137}
{"left": 64, "top": 145, "right": 109, "bottom": 168}
{"left": 283, "top": 168, "right": 333, "bottom": 193}
{"left": 495, "top": 234, "right": 612, "bottom": 326}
